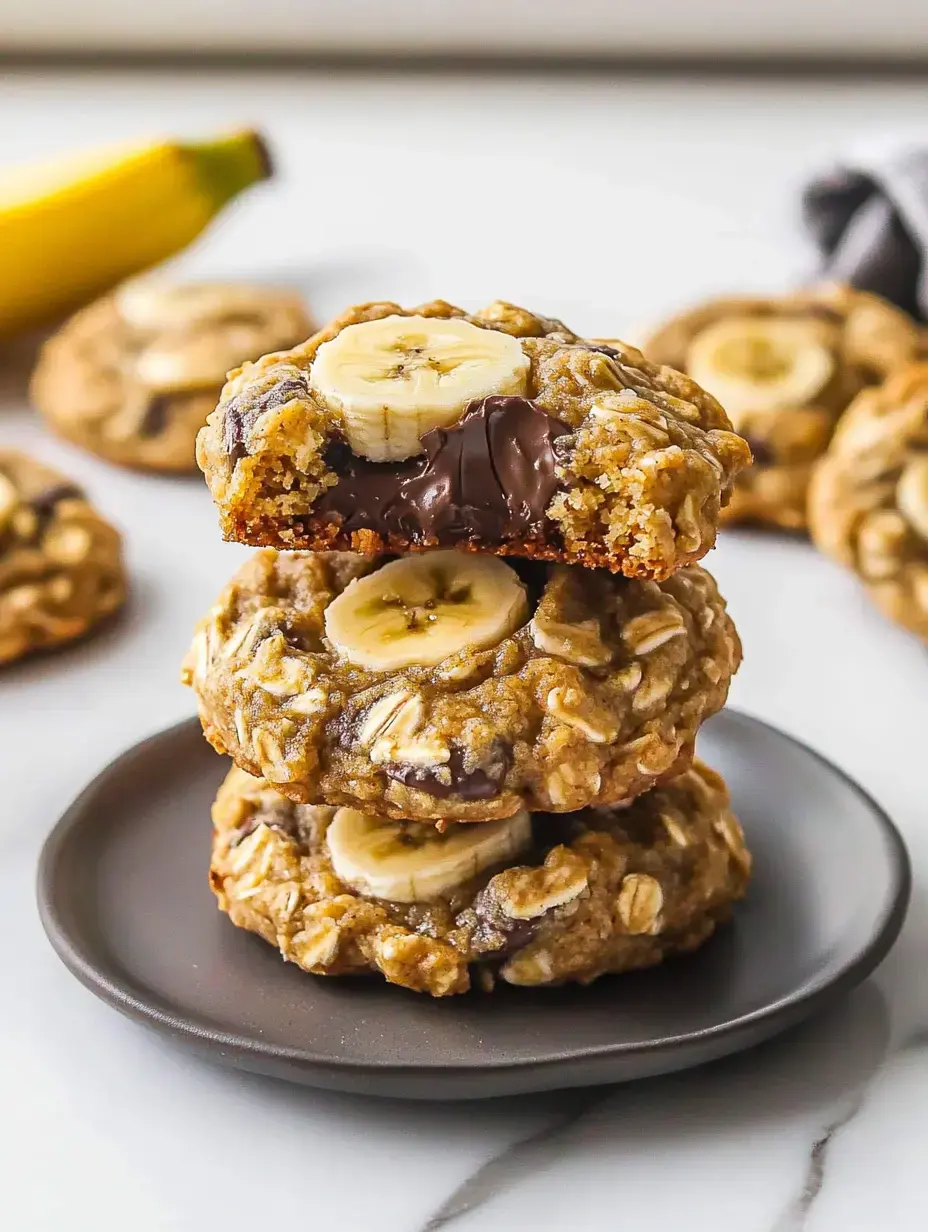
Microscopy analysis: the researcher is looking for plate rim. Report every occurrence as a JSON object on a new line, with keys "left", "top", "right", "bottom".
{"left": 36, "top": 708, "right": 912, "bottom": 1080}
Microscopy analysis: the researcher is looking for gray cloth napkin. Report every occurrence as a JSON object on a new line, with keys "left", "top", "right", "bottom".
{"left": 802, "top": 145, "right": 928, "bottom": 322}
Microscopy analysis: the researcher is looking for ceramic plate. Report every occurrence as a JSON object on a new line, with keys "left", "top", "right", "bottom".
{"left": 37, "top": 710, "right": 910, "bottom": 1099}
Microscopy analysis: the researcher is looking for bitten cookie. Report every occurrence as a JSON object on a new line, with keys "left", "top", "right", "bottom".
{"left": 195, "top": 299, "right": 750, "bottom": 579}
{"left": 0, "top": 451, "right": 126, "bottom": 663}
{"left": 183, "top": 549, "right": 741, "bottom": 823}
{"left": 31, "top": 281, "right": 312, "bottom": 472}
{"left": 210, "top": 759, "right": 751, "bottom": 997}
{"left": 809, "top": 363, "right": 928, "bottom": 641}
{"left": 646, "top": 285, "right": 920, "bottom": 530}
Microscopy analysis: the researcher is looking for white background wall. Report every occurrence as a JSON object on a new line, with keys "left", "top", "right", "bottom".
{"left": 3, "top": 0, "right": 928, "bottom": 59}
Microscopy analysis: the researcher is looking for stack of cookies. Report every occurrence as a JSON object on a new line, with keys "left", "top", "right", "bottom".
{"left": 184, "top": 300, "right": 754, "bottom": 996}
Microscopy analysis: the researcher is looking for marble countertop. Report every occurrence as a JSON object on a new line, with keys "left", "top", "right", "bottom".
{"left": 2, "top": 66, "right": 928, "bottom": 1231}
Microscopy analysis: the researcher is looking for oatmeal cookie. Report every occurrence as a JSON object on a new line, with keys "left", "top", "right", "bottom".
{"left": 31, "top": 281, "right": 312, "bottom": 472}
{"left": 183, "top": 549, "right": 740, "bottom": 823}
{"left": 195, "top": 299, "right": 750, "bottom": 579}
{"left": 210, "top": 759, "right": 751, "bottom": 996}
{"left": 645, "top": 285, "right": 920, "bottom": 531}
{"left": 0, "top": 451, "right": 126, "bottom": 663}
{"left": 809, "top": 363, "right": 928, "bottom": 641}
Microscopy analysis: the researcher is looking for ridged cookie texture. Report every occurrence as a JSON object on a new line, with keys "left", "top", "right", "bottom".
{"left": 183, "top": 549, "right": 741, "bottom": 823}
{"left": 209, "top": 760, "right": 752, "bottom": 997}
{"left": 646, "top": 284, "right": 920, "bottom": 531}
{"left": 196, "top": 298, "right": 750, "bottom": 579}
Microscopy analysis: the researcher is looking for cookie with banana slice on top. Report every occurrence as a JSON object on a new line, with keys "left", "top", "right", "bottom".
{"left": 195, "top": 299, "right": 751, "bottom": 579}
{"left": 645, "top": 285, "right": 920, "bottom": 531}
{"left": 31, "top": 280, "right": 312, "bottom": 473}
{"left": 209, "top": 759, "right": 751, "bottom": 996}
{"left": 182, "top": 548, "right": 741, "bottom": 824}
{"left": 809, "top": 364, "right": 928, "bottom": 642}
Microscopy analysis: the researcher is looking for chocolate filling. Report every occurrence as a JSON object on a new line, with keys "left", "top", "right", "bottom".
{"left": 316, "top": 395, "right": 571, "bottom": 544}
{"left": 224, "top": 376, "right": 310, "bottom": 465}
{"left": 385, "top": 743, "right": 513, "bottom": 801}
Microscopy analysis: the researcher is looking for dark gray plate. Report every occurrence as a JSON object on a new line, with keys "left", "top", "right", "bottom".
{"left": 37, "top": 710, "right": 910, "bottom": 1099}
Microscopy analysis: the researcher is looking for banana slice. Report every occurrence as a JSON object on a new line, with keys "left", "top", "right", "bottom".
{"left": 324, "top": 551, "right": 529, "bottom": 671}
{"left": 685, "top": 317, "right": 834, "bottom": 419}
{"left": 309, "top": 313, "right": 530, "bottom": 461}
{"left": 326, "top": 806, "right": 532, "bottom": 902}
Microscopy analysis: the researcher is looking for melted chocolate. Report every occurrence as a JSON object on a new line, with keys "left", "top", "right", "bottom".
{"left": 317, "top": 395, "right": 570, "bottom": 544}
{"left": 385, "top": 743, "right": 513, "bottom": 801}
{"left": 224, "top": 377, "right": 309, "bottom": 465}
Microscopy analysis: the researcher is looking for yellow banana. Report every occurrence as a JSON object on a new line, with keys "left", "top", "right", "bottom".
{"left": 0, "top": 129, "right": 272, "bottom": 337}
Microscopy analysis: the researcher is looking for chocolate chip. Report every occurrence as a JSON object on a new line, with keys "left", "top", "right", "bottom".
{"left": 223, "top": 398, "right": 251, "bottom": 465}
{"left": 29, "top": 484, "right": 85, "bottom": 526}
{"left": 138, "top": 394, "right": 173, "bottom": 438}
{"left": 465, "top": 886, "right": 541, "bottom": 956}
{"left": 317, "top": 396, "right": 571, "bottom": 545}
{"left": 385, "top": 743, "right": 513, "bottom": 801}
{"left": 224, "top": 376, "right": 309, "bottom": 465}
{"left": 230, "top": 801, "right": 301, "bottom": 847}
{"left": 587, "top": 343, "right": 622, "bottom": 361}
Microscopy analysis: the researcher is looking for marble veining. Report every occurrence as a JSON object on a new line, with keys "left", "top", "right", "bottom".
{"left": 421, "top": 1091, "right": 612, "bottom": 1230}
{"left": 419, "top": 994, "right": 928, "bottom": 1231}
{"left": 421, "top": 1088, "right": 873, "bottom": 1232}
{"left": 767, "top": 1101, "right": 866, "bottom": 1231}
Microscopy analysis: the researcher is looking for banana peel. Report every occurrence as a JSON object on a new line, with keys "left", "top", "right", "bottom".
{"left": 0, "top": 129, "right": 272, "bottom": 338}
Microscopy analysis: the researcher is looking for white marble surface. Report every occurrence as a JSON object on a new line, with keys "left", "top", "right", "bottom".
{"left": 2, "top": 67, "right": 928, "bottom": 1231}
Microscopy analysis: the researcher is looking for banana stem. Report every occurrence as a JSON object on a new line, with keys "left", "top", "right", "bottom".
{"left": 187, "top": 130, "right": 274, "bottom": 211}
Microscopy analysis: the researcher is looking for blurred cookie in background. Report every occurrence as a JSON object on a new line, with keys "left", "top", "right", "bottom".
{"left": 30, "top": 281, "right": 312, "bottom": 473}
{"left": 645, "top": 286, "right": 920, "bottom": 532}
{"left": 0, "top": 450, "right": 126, "bottom": 664}
{"left": 809, "top": 364, "right": 928, "bottom": 643}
